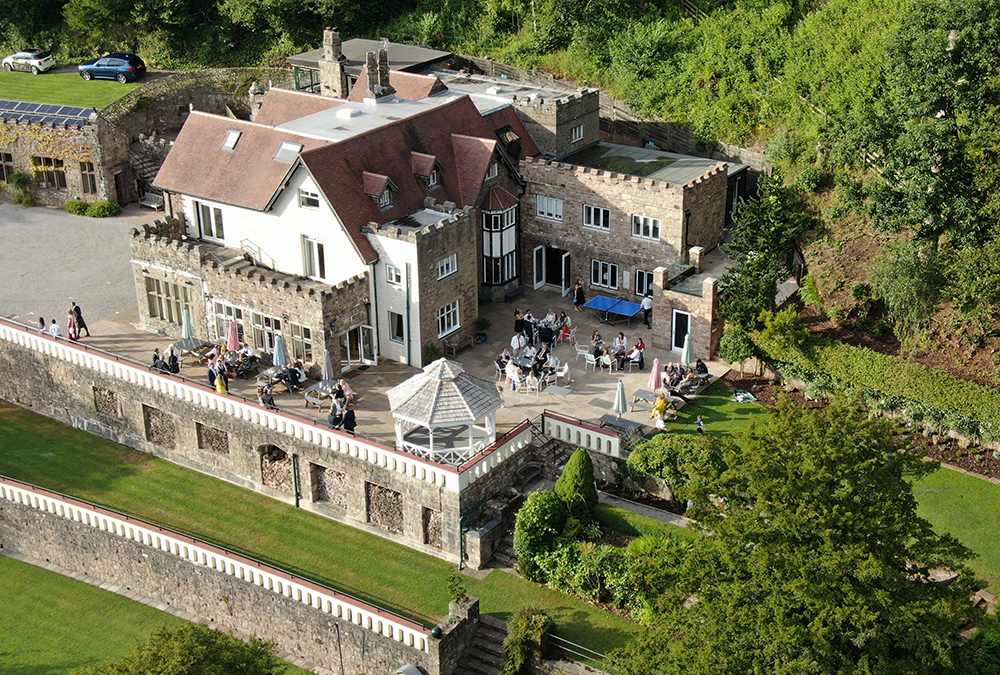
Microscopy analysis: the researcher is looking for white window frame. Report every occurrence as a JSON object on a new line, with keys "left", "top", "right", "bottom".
{"left": 437, "top": 301, "right": 460, "bottom": 338}
{"left": 386, "top": 264, "right": 402, "bottom": 286}
{"left": 536, "top": 195, "right": 563, "bottom": 221}
{"left": 195, "top": 201, "right": 225, "bottom": 241}
{"left": 378, "top": 188, "right": 392, "bottom": 209}
{"left": 298, "top": 189, "right": 320, "bottom": 209}
{"left": 591, "top": 259, "right": 619, "bottom": 290}
{"left": 222, "top": 130, "right": 242, "bottom": 151}
{"left": 635, "top": 269, "right": 655, "bottom": 296}
{"left": 486, "top": 162, "right": 498, "bottom": 180}
{"left": 213, "top": 301, "right": 245, "bottom": 343}
{"left": 290, "top": 323, "right": 313, "bottom": 361}
{"left": 483, "top": 206, "right": 518, "bottom": 285}
{"left": 571, "top": 124, "right": 584, "bottom": 143}
{"left": 437, "top": 253, "right": 457, "bottom": 280}
{"left": 583, "top": 204, "right": 610, "bottom": 231}
{"left": 389, "top": 311, "right": 405, "bottom": 343}
{"left": 303, "top": 236, "right": 326, "bottom": 280}
{"left": 428, "top": 169, "right": 439, "bottom": 187}
{"left": 145, "top": 276, "right": 192, "bottom": 325}
{"left": 251, "top": 312, "right": 282, "bottom": 352}
{"left": 631, "top": 214, "right": 661, "bottom": 241}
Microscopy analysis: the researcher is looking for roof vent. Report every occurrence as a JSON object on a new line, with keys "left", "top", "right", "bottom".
{"left": 336, "top": 107, "right": 361, "bottom": 119}
{"left": 486, "top": 86, "right": 502, "bottom": 95}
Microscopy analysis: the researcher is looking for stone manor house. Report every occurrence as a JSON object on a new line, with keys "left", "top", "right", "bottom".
{"left": 141, "top": 29, "right": 746, "bottom": 379}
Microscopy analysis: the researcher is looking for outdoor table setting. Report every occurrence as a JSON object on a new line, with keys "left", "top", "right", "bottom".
{"left": 257, "top": 365, "right": 288, "bottom": 386}
{"left": 175, "top": 337, "right": 213, "bottom": 357}
{"left": 513, "top": 356, "right": 534, "bottom": 370}
{"left": 583, "top": 295, "right": 644, "bottom": 326}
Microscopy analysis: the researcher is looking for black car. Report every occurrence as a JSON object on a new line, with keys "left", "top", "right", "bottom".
{"left": 78, "top": 53, "right": 146, "bottom": 83}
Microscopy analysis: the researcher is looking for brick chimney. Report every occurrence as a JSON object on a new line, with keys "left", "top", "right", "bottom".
{"left": 318, "top": 27, "right": 348, "bottom": 98}
{"left": 363, "top": 48, "right": 395, "bottom": 101}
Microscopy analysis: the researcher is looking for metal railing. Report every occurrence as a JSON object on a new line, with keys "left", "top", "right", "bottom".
{"left": 547, "top": 633, "right": 620, "bottom": 673}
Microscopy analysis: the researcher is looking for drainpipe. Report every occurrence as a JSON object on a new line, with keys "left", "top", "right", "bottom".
{"left": 292, "top": 453, "right": 301, "bottom": 508}
{"left": 458, "top": 496, "right": 489, "bottom": 571}
{"left": 405, "top": 262, "right": 412, "bottom": 366}
{"left": 369, "top": 262, "right": 380, "bottom": 356}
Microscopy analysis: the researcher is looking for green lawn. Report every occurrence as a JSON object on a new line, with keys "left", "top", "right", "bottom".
{"left": 0, "top": 70, "right": 140, "bottom": 108}
{"left": 0, "top": 555, "right": 310, "bottom": 675}
{"left": 914, "top": 467, "right": 1000, "bottom": 588}
{"left": 594, "top": 503, "right": 700, "bottom": 542}
{"left": 668, "top": 379, "right": 769, "bottom": 436}
{"left": 0, "top": 402, "right": 639, "bottom": 654}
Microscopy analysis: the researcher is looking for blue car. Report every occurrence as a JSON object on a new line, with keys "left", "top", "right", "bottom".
{"left": 78, "top": 53, "right": 146, "bottom": 83}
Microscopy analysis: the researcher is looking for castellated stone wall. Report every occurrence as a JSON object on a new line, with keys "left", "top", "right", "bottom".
{"left": 0, "top": 336, "right": 464, "bottom": 562}
{"left": 0, "top": 495, "right": 479, "bottom": 675}
{"left": 511, "top": 89, "right": 601, "bottom": 158}
{"left": 650, "top": 268, "right": 720, "bottom": 361}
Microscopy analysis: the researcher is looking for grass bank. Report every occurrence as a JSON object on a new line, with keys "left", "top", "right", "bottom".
{"left": 0, "top": 402, "right": 638, "bottom": 653}
{"left": 0, "top": 70, "right": 140, "bottom": 108}
{"left": 669, "top": 379, "right": 769, "bottom": 436}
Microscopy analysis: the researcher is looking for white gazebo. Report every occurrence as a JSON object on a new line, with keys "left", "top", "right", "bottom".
{"left": 386, "top": 358, "right": 502, "bottom": 466}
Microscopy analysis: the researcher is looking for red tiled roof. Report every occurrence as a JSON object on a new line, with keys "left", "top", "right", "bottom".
{"left": 253, "top": 88, "right": 345, "bottom": 127}
{"left": 484, "top": 106, "right": 541, "bottom": 159}
{"left": 301, "top": 96, "right": 536, "bottom": 265}
{"left": 483, "top": 185, "right": 519, "bottom": 211}
{"left": 152, "top": 112, "right": 329, "bottom": 211}
{"left": 410, "top": 152, "right": 437, "bottom": 176}
{"left": 362, "top": 172, "right": 391, "bottom": 196}
{"left": 346, "top": 68, "right": 448, "bottom": 102}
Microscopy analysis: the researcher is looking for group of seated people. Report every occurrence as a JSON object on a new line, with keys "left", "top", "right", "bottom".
{"left": 274, "top": 359, "right": 307, "bottom": 392}
{"left": 151, "top": 346, "right": 180, "bottom": 374}
{"left": 498, "top": 346, "right": 561, "bottom": 392}
{"left": 662, "top": 359, "right": 710, "bottom": 394}
{"left": 511, "top": 307, "right": 573, "bottom": 355}
{"left": 589, "top": 331, "right": 646, "bottom": 371}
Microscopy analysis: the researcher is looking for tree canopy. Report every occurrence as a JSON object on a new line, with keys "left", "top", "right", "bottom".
{"left": 612, "top": 399, "right": 980, "bottom": 675}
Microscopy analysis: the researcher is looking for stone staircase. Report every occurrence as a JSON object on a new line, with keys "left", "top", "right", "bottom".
{"left": 489, "top": 532, "right": 517, "bottom": 571}
{"left": 454, "top": 614, "right": 506, "bottom": 675}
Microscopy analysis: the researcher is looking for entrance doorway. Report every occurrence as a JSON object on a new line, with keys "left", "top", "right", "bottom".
{"left": 544, "top": 247, "right": 568, "bottom": 286}
{"left": 671, "top": 310, "right": 690, "bottom": 352}
{"left": 534, "top": 246, "right": 571, "bottom": 293}
{"left": 340, "top": 325, "right": 376, "bottom": 372}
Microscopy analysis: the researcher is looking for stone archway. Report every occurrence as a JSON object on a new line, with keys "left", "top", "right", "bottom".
{"left": 258, "top": 445, "right": 293, "bottom": 492}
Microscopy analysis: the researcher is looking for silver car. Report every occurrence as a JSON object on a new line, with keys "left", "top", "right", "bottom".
{"left": 2, "top": 49, "right": 57, "bottom": 74}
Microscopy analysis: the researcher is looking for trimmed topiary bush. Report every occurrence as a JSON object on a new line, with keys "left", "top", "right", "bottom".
{"left": 66, "top": 199, "right": 89, "bottom": 215}
{"left": 84, "top": 200, "right": 123, "bottom": 218}
{"left": 554, "top": 448, "right": 598, "bottom": 516}
{"left": 513, "top": 490, "right": 567, "bottom": 570}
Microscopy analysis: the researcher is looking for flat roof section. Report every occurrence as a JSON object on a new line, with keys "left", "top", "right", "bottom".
{"left": 433, "top": 71, "right": 583, "bottom": 114}
{"left": 383, "top": 208, "right": 453, "bottom": 232}
{"left": 286, "top": 39, "right": 452, "bottom": 75}
{"left": 564, "top": 143, "right": 729, "bottom": 186}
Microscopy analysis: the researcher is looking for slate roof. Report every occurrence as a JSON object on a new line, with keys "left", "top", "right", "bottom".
{"left": 483, "top": 185, "right": 519, "bottom": 211}
{"left": 387, "top": 358, "right": 501, "bottom": 426}
{"left": 300, "top": 95, "right": 537, "bottom": 256}
{"left": 253, "top": 88, "right": 345, "bottom": 127}
{"left": 152, "top": 112, "right": 330, "bottom": 211}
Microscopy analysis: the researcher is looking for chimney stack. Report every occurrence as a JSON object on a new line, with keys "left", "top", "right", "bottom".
{"left": 318, "top": 27, "right": 348, "bottom": 98}
{"left": 363, "top": 49, "right": 395, "bottom": 100}
{"left": 322, "top": 27, "right": 344, "bottom": 62}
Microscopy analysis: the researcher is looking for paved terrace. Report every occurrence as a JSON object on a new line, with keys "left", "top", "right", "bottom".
{"left": 61, "top": 284, "right": 728, "bottom": 449}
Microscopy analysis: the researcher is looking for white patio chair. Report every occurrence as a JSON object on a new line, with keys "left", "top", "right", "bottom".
{"left": 574, "top": 340, "right": 589, "bottom": 362}
{"left": 585, "top": 353, "right": 598, "bottom": 371}
{"left": 555, "top": 363, "right": 572, "bottom": 385}
{"left": 525, "top": 378, "right": 541, "bottom": 396}
{"left": 599, "top": 355, "right": 614, "bottom": 373}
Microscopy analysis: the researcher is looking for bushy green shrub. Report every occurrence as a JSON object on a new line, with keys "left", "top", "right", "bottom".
{"left": 84, "top": 200, "right": 122, "bottom": 218}
{"left": 718, "top": 324, "right": 757, "bottom": 365}
{"left": 8, "top": 170, "right": 31, "bottom": 191}
{"left": 851, "top": 282, "right": 872, "bottom": 300}
{"left": 799, "top": 274, "right": 822, "bottom": 308}
{"left": 65, "top": 199, "right": 89, "bottom": 215}
{"left": 626, "top": 436, "right": 728, "bottom": 499}
{"left": 499, "top": 607, "right": 554, "bottom": 675}
{"left": 12, "top": 190, "right": 35, "bottom": 207}
{"left": 554, "top": 448, "right": 598, "bottom": 516}
{"left": 422, "top": 343, "right": 443, "bottom": 365}
{"left": 513, "top": 491, "right": 567, "bottom": 575}
{"left": 795, "top": 165, "right": 825, "bottom": 193}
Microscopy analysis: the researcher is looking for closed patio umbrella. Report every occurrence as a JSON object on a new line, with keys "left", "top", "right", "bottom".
{"left": 681, "top": 333, "right": 694, "bottom": 367}
{"left": 647, "top": 356, "right": 662, "bottom": 390}
{"left": 613, "top": 379, "right": 628, "bottom": 420}
{"left": 322, "top": 348, "right": 334, "bottom": 381}
{"left": 273, "top": 334, "right": 287, "bottom": 367}
{"left": 226, "top": 320, "right": 239, "bottom": 352}
{"left": 181, "top": 307, "right": 194, "bottom": 339}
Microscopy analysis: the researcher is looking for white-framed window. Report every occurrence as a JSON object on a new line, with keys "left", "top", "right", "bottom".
{"left": 536, "top": 195, "right": 563, "bottom": 221}
{"left": 632, "top": 214, "right": 661, "bottom": 241}
{"left": 583, "top": 204, "right": 610, "bottom": 231}
{"left": 428, "top": 169, "right": 439, "bottom": 187}
{"left": 195, "top": 201, "right": 224, "bottom": 240}
{"left": 386, "top": 264, "right": 402, "bottom": 285}
{"left": 389, "top": 311, "right": 405, "bottom": 343}
{"left": 437, "top": 254, "right": 457, "bottom": 280}
{"left": 486, "top": 161, "right": 498, "bottom": 180}
{"left": 213, "top": 301, "right": 245, "bottom": 343}
{"left": 635, "top": 269, "right": 655, "bottom": 296}
{"left": 303, "top": 236, "right": 326, "bottom": 279}
{"left": 251, "top": 312, "right": 282, "bottom": 351}
{"left": 591, "top": 259, "right": 619, "bottom": 289}
{"left": 273, "top": 141, "right": 303, "bottom": 163}
{"left": 145, "top": 276, "right": 192, "bottom": 325}
{"left": 298, "top": 189, "right": 320, "bottom": 209}
{"left": 571, "top": 124, "right": 584, "bottom": 143}
{"left": 222, "top": 130, "right": 242, "bottom": 151}
{"left": 290, "top": 323, "right": 313, "bottom": 361}
{"left": 437, "top": 301, "right": 460, "bottom": 338}
{"left": 483, "top": 206, "right": 518, "bottom": 285}
{"left": 378, "top": 188, "right": 392, "bottom": 209}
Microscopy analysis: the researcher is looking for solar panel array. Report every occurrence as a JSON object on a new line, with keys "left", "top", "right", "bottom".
{"left": 0, "top": 100, "right": 92, "bottom": 127}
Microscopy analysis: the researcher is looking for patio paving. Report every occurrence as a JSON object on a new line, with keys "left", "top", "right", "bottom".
{"left": 73, "top": 283, "right": 729, "bottom": 452}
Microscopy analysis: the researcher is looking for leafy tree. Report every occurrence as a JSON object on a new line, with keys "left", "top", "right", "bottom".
{"left": 719, "top": 172, "right": 810, "bottom": 330}
{"left": 717, "top": 324, "right": 757, "bottom": 368}
{"left": 626, "top": 433, "right": 729, "bottom": 500}
{"left": 943, "top": 231, "right": 1000, "bottom": 336}
{"left": 554, "top": 448, "right": 598, "bottom": 515}
{"left": 869, "top": 240, "right": 943, "bottom": 328}
{"left": 73, "top": 623, "right": 285, "bottom": 675}
{"left": 611, "top": 399, "right": 980, "bottom": 675}
{"left": 513, "top": 490, "right": 567, "bottom": 563}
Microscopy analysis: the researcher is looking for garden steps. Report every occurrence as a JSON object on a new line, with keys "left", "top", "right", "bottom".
{"left": 454, "top": 614, "right": 506, "bottom": 675}
{"left": 489, "top": 532, "right": 518, "bottom": 571}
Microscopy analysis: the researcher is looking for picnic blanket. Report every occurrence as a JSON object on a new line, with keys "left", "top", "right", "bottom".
{"left": 731, "top": 390, "right": 757, "bottom": 403}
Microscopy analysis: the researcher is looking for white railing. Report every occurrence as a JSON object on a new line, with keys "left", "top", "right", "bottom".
{"left": 457, "top": 421, "right": 534, "bottom": 490}
{"left": 0, "top": 320, "right": 463, "bottom": 492}
{"left": 0, "top": 477, "right": 430, "bottom": 651}
{"left": 542, "top": 412, "right": 621, "bottom": 458}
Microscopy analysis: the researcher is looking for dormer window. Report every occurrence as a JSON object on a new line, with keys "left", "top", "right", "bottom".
{"left": 411, "top": 151, "right": 441, "bottom": 189}
{"left": 221, "top": 130, "right": 242, "bottom": 151}
{"left": 428, "top": 169, "right": 439, "bottom": 187}
{"left": 378, "top": 188, "right": 393, "bottom": 209}
{"left": 363, "top": 171, "right": 396, "bottom": 209}
{"left": 273, "top": 141, "right": 303, "bottom": 163}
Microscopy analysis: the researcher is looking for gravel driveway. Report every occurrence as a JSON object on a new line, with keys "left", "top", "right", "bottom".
{"left": 0, "top": 203, "right": 140, "bottom": 329}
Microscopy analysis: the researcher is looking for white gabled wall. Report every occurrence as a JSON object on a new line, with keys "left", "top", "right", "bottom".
{"left": 368, "top": 233, "right": 421, "bottom": 366}
{"left": 181, "top": 167, "right": 368, "bottom": 286}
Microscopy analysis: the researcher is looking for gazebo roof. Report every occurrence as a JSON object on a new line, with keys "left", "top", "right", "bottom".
{"left": 386, "top": 358, "right": 501, "bottom": 426}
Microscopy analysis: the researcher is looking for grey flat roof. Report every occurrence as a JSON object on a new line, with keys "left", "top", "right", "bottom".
{"left": 384, "top": 208, "right": 452, "bottom": 231}
{"left": 286, "top": 39, "right": 452, "bottom": 75}
{"left": 433, "top": 71, "right": 584, "bottom": 113}
{"left": 563, "top": 143, "right": 727, "bottom": 185}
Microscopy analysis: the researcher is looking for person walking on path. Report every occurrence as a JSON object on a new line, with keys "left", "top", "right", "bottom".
{"left": 71, "top": 301, "right": 90, "bottom": 337}
{"left": 573, "top": 279, "right": 586, "bottom": 312}
{"left": 697, "top": 415, "right": 705, "bottom": 435}
{"left": 641, "top": 293, "right": 653, "bottom": 329}
{"left": 48, "top": 318, "right": 63, "bottom": 339}
{"left": 66, "top": 309, "right": 79, "bottom": 341}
